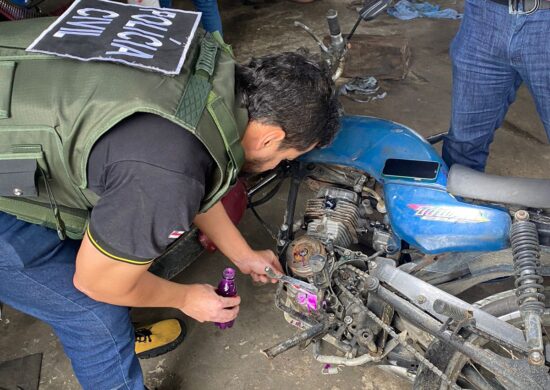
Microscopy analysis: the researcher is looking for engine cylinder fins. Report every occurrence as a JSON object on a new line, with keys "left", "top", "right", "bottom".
{"left": 304, "top": 186, "right": 361, "bottom": 247}
{"left": 286, "top": 236, "right": 326, "bottom": 279}
{"left": 307, "top": 219, "right": 356, "bottom": 248}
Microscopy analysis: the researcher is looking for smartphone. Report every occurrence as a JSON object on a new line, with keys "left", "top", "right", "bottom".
{"left": 382, "top": 158, "right": 440, "bottom": 182}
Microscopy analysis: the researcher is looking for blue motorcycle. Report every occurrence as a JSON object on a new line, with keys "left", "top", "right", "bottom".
{"left": 251, "top": 5, "right": 550, "bottom": 389}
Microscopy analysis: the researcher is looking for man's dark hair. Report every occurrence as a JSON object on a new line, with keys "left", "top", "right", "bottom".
{"left": 236, "top": 52, "right": 340, "bottom": 150}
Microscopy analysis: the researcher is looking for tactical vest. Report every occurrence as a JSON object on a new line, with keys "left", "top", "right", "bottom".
{"left": 0, "top": 18, "right": 248, "bottom": 240}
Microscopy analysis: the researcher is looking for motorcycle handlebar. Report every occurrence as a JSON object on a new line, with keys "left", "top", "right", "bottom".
{"left": 326, "top": 9, "right": 341, "bottom": 36}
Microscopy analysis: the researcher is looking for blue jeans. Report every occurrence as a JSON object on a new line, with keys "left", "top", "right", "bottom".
{"left": 0, "top": 212, "right": 143, "bottom": 390}
{"left": 442, "top": 0, "right": 550, "bottom": 171}
{"left": 192, "top": 0, "right": 223, "bottom": 34}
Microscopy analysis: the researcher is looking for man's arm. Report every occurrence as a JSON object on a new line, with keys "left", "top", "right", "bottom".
{"left": 193, "top": 201, "right": 284, "bottom": 283}
{"left": 73, "top": 235, "right": 240, "bottom": 323}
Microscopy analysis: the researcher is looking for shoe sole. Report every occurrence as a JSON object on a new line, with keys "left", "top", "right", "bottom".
{"left": 136, "top": 319, "right": 187, "bottom": 360}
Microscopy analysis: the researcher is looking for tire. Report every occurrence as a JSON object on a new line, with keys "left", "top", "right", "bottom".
{"left": 413, "top": 287, "right": 550, "bottom": 390}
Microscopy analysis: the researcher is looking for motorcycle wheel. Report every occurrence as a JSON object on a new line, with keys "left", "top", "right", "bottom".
{"left": 413, "top": 287, "right": 550, "bottom": 389}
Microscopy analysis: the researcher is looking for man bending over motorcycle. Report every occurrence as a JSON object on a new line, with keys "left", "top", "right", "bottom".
{"left": 0, "top": 20, "right": 340, "bottom": 389}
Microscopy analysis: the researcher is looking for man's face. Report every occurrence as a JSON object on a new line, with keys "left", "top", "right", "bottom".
{"left": 241, "top": 120, "right": 316, "bottom": 173}
{"left": 242, "top": 146, "right": 313, "bottom": 173}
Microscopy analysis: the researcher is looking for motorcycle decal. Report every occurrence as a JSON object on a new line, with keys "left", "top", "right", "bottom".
{"left": 408, "top": 204, "right": 490, "bottom": 223}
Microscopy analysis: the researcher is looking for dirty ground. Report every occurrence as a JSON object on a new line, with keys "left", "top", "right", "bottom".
{"left": 1, "top": 0, "right": 549, "bottom": 389}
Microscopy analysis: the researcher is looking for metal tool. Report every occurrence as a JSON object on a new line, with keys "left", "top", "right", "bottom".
{"left": 265, "top": 266, "right": 318, "bottom": 294}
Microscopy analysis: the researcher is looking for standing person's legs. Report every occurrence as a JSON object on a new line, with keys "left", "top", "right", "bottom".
{"left": 513, "top": 10, "right": 550, "bottom": 142}
{"left": 443, "top": 0, "right": 522, "bottom": 171}
{"left": 0, "top": 212, "right": 143, "bottom": 390}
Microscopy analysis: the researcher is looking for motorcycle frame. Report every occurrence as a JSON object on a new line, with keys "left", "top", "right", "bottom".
{"left": 251, "top": 160, "right": 550, "bottom": 388}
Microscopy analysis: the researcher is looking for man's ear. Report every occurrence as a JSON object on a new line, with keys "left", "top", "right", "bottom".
{"left": 243, "top": 121, "right": 286, "bottom": 151}
{"left": 259, "top": 126, "right": 286, "bottom": 150}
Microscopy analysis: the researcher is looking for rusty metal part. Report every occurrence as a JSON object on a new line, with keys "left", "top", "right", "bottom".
{"left": 362, "top": 186, "right": 386, "bottom": 213}
{"left": 346, "top": 265, "right": 550, "bottom": 376}
{"left": 433, "top": 299, "right": 473, "bottom": 322}
{"left": 312, "top": 341, "right": 379, "bottom": 366}
{"left": 265, "top": 267, "right": 318, "bottom": 295}
{"left": 371, "top": 259, "right": 529, "bottom": 353}
{"left": 363, "top": 308, "right": 462, "bottom": 390}
{"left": 286, "top": 236, "right": 326, "bottom": 279}
{"left": 262, "top": 321, "right": 330, "bottom": 359}
{"left": 373, "top": 283, "right": 550, "bottom": 389}
{"left": 510, "top": 211, "right": 546, "bottom": 366}
{"left": 274, "top": 284, "right": 318, "bottom": 327}
{"left": 378, "top": 303, "right": 394, "bottom": 351}
{"left": 515, "top": 210, "right": 530, "bottom": 222}
{"left": 334, "top": 266, "right": 459, "bottom": 387}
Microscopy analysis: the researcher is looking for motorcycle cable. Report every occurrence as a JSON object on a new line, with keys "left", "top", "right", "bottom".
{"left": 246, "top": 167, "right": 289, "bottom": 241}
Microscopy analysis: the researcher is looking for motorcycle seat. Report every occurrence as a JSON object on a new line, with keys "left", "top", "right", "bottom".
{"left": 447, "top": 165, "right": 550, "bottom": 209}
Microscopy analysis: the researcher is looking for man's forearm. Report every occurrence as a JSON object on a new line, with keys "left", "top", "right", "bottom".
{"left": 79, "top": 269, "right": 187, "bottom": 309}
{"left": 74, "top": 236, "right": 189, "bottom": 309}
{"left": 75, "top": 229, "right": 241, "bottom": 323}
{"left": 193, "top": 201, "right": 254, "bottom": 262}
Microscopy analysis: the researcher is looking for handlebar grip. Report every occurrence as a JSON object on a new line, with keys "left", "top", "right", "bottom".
{"left": 326, "top": 9, "right": 341, "bottom": 36}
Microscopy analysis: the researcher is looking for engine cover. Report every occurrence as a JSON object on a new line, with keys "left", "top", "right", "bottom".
{"left": 304, "top": 187, "right": 360, "bottom": 247}
{"left": 286, "top": 236, "right": 326, "bottom": 279}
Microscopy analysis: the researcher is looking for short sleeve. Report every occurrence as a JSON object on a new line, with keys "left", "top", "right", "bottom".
{"left": 87, "top": 160, "right": 206, "bottom": 264}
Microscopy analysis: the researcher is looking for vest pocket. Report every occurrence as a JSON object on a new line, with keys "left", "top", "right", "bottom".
{"left": 0, "top": 150, "right": 42, "bottom": 198}
{"left": 0, "top": 61, "right": 15, "bottom": 119}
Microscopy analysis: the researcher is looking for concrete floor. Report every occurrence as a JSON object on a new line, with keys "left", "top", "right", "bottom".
{"left": 1, "top": 0, "right": 549, "bottom": 389}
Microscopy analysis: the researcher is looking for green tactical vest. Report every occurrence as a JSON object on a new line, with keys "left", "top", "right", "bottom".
{"left": 0, "top": 18, "right": 249, "bottom": 240}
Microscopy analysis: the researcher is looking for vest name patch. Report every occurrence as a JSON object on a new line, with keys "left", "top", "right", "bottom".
{"left": 27, "top": 0, "right": 201, "bottom": 75}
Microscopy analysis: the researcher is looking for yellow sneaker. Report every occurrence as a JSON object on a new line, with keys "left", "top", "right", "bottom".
{"left": 134, "top": 318, "right": 186, "bottom": 359}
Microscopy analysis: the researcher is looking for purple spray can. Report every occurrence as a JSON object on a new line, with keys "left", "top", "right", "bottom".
{"left": 215, "top": 267, "right": 237, "bottom": 329}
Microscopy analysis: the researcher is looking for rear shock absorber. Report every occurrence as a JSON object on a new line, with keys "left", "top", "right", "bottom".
{"left": 510, "top": 210, "right": 546, "bottom": 365}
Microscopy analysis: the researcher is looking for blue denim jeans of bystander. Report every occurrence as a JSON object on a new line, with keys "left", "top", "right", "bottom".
{"left": 442, "top": 0, "right": 550, "bottom": 171}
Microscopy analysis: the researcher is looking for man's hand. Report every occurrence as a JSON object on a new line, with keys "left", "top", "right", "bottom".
{"left": 233, "top": 250, "right": 284, "bottom": 284}
{"left": 75, "top": 236, "right": 240, "bottom": 324}
{"left": 180, "top": 284, "right": 240, "bottom": 323}
{"left": 193, "top": 202, "right": 285, "bottom": 283}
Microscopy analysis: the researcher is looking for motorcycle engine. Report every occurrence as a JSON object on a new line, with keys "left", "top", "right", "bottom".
{"left": 280, "top": 186, "right": 389, "bottom": 357}
{"left": 286, "top": 187, "right": 361, "bottom": 284}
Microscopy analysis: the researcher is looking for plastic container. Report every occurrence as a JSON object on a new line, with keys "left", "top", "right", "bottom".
{"left": 214, "top": 268, "right": 237, "bottom": 329}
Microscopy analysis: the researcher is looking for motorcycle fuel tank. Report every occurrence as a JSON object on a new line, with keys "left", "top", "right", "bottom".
{"left": 301, "top": 115, "right": 511, "bottom": 254}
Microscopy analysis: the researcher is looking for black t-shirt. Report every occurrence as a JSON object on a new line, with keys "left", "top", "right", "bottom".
{"left": 86, "top": 113, "right": 214, "bottom": 264}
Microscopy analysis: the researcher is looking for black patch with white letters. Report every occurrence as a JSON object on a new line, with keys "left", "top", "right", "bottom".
{"left": 27, "top": 0, "right": 201, "bottom": 75}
